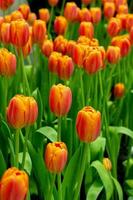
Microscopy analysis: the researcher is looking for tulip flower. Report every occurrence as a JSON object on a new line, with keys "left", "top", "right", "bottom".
{"left": 22, "top": 35, "right": 32, "bottom": 58}
{"left": 0, "top": 22, "right": 11, "bottom": 44}
{"left": 32, "top": 20, "right": 46, "bottom": 44}
{"left": 0, "top": 0, "right": 14, "bottom": 10}
{"left": 64, "top": 2, "right": 78, "bottom": 22}
{"left": 27, "top": 12, "right": 37, "bottom": 25}
{"left": 113, "top": 83, "right": 125, "bottom": 98}
{"left": 54, "top": 16, "right": 67, "bottom": 35}
{"left": 107, "top": 17, "right": 121, "bottom": 37}
{"left": 90, "top": 7, "right": 102, "bottom": 24}
{"left": 78, "top": 8, "right": 91, "bottom": 22}
{"left": 54, "top": 35, "right": 68, "bottom": 55}
{"left": 42, "top": 39, "right": 53, "bottom": 57}
{"left": 11, "top": 11, "right": 24, "bottom": 21}
{"left": 48, "top": 51, "right": 62, "bottom": 73}
{"left": 66, "top": 40, "right": 76, "bottom": 56}
{"left": 6, "top": 95, "right": 38, "bottom": 129}
{"left": 103, "top": 158, "right": 112, "bottom": 171}
{"left": 18, "top": 4, "right": 30, "bottom": 20}
{"left": 72, "top": 43, "right": 86, "bottom": 66}
{"left": 81, "top": 0, "right": 92, "bottom": 5}
{"left": 126, "top": 14, "right": 133, "bottom": 32}
{"left": 0, "top": 167, "right": 29, "bottom": 200}
{"left": 79, "top": 21, "right": 94, "bottom": 39}
{"left": 45, "top": 142, "right": 68, "bottom": 173}
{"left": 116, "top": 14, "right": 127, "bottom": 29}
{"left": 76, "top": 106, "right": 101, "bottom": 142}
{"left": 106, "top": 45, "right": 121, "bottom": 64}
{"left": 39, "top": 8, "right": 50, "bottom": 23}
{"left": 49, "top": 84, "right": 72, "bottom": 117}
{"left": 48, "top": 0, "right": 59, "bottom": 7}
{"left": 104, "top": 2, "right": 116, "bottom": 19}
{"left": 117, "top": 4, "right": 128, "bottom": 14}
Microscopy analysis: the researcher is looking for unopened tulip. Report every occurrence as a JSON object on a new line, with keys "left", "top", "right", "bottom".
{"left": 0, "top": 167, "right": 29, "bottom": 200}
{"left": 79, "top": 21, "right": 94, "bottom": 39}
{"left": 7, "top": 95, "right": 38, "bottom": 128}
{"left": 45, "top": 142, "right": 68, "bottom": 173}
{"left": 54, "top": 35, "right": 68, "bottom": 55}
{"left": 72, "top": 43, "right": 86, "bottom": 66}
{"left": 76, "top": 106, "right": 101, "bottom": 142}
{"left": 64, "top": 2, "right": 78, "bottom": 22}
{"left": 90, "top": 7, "right": 102, "bottom": 24}
{"left": 113, "top": 83, "right": 125, "bottom": 98}
{"left": 27, "top": 12, "right": 37, "bottom": 25}
{"left": 49, "top": 84, "right": 72, "bottom": 117}
{"left": 103, "top": 158, "right": 112, "bottom": 171}
{"left": 57, "top": 55, "right": 74, "bottom": 80}
{"left": 0, "top": 0, "right": 14, "bottom": 10}
{"left": 126, "top": 14, "right": 133, "bottom": 32}
{"left": 10, "top": 19, "right": 29, "bottom": 47}
{"left": 54, "top": 16, "right": 67, "bottom": 35}
{"left": 78, "top": 8, "right": 91, "bottom": 22}
{"left": 104, "top": 2, "right": 116, "bottom": 19}
{"left": 48, "top": 51, "right": 62, "bottom": 73}
{"left": 107, "top": 17, "right": 121, "bottom": 37}
{"left": 18, "top": 4, "right": 30, "bottom": 20}
{"left": 11, "top": 11, "right": 23, "bottom": 21}
{"left": 106, "top": 45, "right": 120, "bottom": 64}
{"left": 32, "top": 20, "right": 46, "bottom": 44}
{"left": 41, "top": 39, "right": 53, "bottom": 57}
{"left": 48, "top": 0, "right": 59, "bottom": 7}
{"left": 39, "top": 8, "right": 50, "bottom": 23}
{"left": 66, "top": 40, "right": 76, "bottom": 56}
{"left": 0, "top": 48, "right": 16, "bottom": 76}
{"left": 0, "top": 22, "right": 10, "bottom": 44}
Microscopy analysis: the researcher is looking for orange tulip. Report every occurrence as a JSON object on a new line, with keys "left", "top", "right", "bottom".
{"left": 72, "top": 43, "right": 86, "bottom": 66}
{"left": 54, "top": 35, "right": 68, "bottom": 55}
{"left": 106, "top": 45, "right": 120, "bottom": 64}
{"left": 107, "top": 17, "right": 121, "bottom": 37}
{"left": 57, "top": 55, "right": 74, "bottom": 80}
{"left": 39, "top": 8, "right": 50, "bottom": 23}
{"left": 114, "top": 0, "right": 127, "bottom": 9}
{"left": 117, "top": 4, "right": 128, "bottom": 14}
{"left": 103, "top": 158, "right": 112, "bottom": 171}
{"left": 49, "top": 84, "right": 72, "bottom": 117}
{"left": 0, "top": 48, "right": 16, "bottom": 76}
{"left": 76, "top": 106, "right": 101, "bottom": 142}
{"left": 90, "top": 7, "right": 102, "bottom": 24}
{"left": 116, "top": 14, "right": 127, "bottom": 29}
{"left": 54, "top": 16, "right": 67, "bottom": 35}
{"left": 0, "top": 167, "right": 29, "bottom": 200}
{"left": 18, "top": 4, "right": 30, "bottom": 20}
{"left": 0, "top": 0, "right": 14, "bottom": 10}
{"left": 48, "top": 51, "right": 62, "bottom": 73}
{"left": 41, "top": 39, "right": 53, "bottom": 57}
{"left": 126, "top": 14, "right": 133, "bottom": 32}
{"left": 11, "top": 11, "right": 23, "bottom": 21}
{"left": 78, "top": 8, "right": 91, "bottom": 22}
{"left": 22, "top": 35, "right": 32, "bottom": 58}
{"left": 10, "top": 19, "right": 30, "bottom": 47}
{"left": 7, "top": 95, "right": 38, "bottom": 128}
{"left": 27, "top": 12, "right": 37, "bottom": 26}
{"left": 0, "top": 22, "right": 11, "bottom": 44}
{"left": 113, "top": 83, "right": 125, "bottom": 98}
{"left": 104, "top": 2, "right": 116, "bottom": 19}
{"left": 79, "top": 21, "right": 94, "bottom": 39}
{"left": 64, "top": 2, "right": 78, "bottom": 22}
{"left": 48, "top": 0, "right": 59, "bottom": 6}
{"left": 4, "top": 14, "right": 11, "bottom": 23}
{"left": 32, "top": 19, "right": 46, "bottom": 44}
{"left": 66, "top": 40, "right": 76, "bottom": 56}
{"left": 45, "top": 142, "right": 68, "bottom": 173}
{"left": 81, "top": 0, "right": 92, "bottom": 5}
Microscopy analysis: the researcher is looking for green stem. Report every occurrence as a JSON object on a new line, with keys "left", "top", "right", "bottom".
{"left": 48, "top": 174, "right": 56, "bottom": 200}
{"left": 48, "top": 6, "right": 54, "bottom": 37}
{"left": 60, "top": 0, "right": 66, "bottom": 15}
{"left": 58, "top": 173, "right": 62, "bottom": 200}
{"left": 79, "top": 69, "right": 85, "bottom": 107}
{"left": 15, "top": 129, "right": 20, "bottom": 168}
{"left": 58, "top": 116, "right": 62, "bottom": 141}
{"left": 21, "top": 126, "right": 30, "bottom": 169}
{"left": 2, "top": 76, "right": 8, "bottom": 118}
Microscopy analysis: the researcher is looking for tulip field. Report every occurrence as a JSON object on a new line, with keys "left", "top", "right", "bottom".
{"left": 0, "top": 0, "right": 133, "bottom": 199}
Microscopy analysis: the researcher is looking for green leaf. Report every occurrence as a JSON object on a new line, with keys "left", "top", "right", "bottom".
{"left": 109, "top": 126, "right": 133, "bottom": 139}
{"left": 19, "top": 152, "right": 32, "bottom": 175}
{"left": 0, "top": 150, "right": 6, "bottom": 178}
{"left": 36, "top": 126, "right": 57, "bottom": 142}
{"left": 111, "top": 177, "right": 123, "bottom": 200}
{"left": 91, "top": 160, "right": 114, "bottom": 200}
{"left": 86, "top": 180, "right": 103, "bottom": 200}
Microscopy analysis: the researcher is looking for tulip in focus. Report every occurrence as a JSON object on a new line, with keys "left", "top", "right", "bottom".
{"left": 76, "top": 106, "right": 101, "bottom": 142}
{"left": 113, "top": 83, "right": 125, "bottom": 98}
{"left": 0, "top": 167, "right": 29, "bottom": 200}
{"left": 103, "top": 158, "right": 112, "bottom": 171}
{"left": 32, "top": 20, "right": 46, "bottom": 44}
{"left": 54, "top": 16, "right": 67, "bottom": 35}
{"left": 106, "top": 45, "right": 120, "bottom": 64}
{"left": 7, "top": 95, "right": 38, "bottom": 129}
{"left": 79, "top": 21, "right": 94, "bottom": 39}
{"left": 39, "top": 8, "right": 50, "bottom": 23}
{"left": 45, "top": 142, "right": 68, "bottom": 173}
{"left": 0, "top": 0, "right": 14, "bottom": 10}
{"left": 49, "top": 84, "right": 72, "bottom": 117}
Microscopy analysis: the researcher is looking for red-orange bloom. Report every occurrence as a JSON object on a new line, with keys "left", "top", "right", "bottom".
{"left": 45, "top": 142, "right": 68, "bottom": 173}
{"left": 41, "top": 39, "right": 53, "bottom": 57}
{"left": 104, "top": 2, "right": 116, "bottom": 19}
{"left": 54, "top": 16, "right": 67, "bottom": 35}
{"left": 10, "top": 20, "right": 30, "bottom": 47}
{"left": 0, "top": 48, "right": 16, "bottom": 76}
{"left": 126, "top": 14, "right": 133, "bottom": 32}
{"left": 22, "top": 35, "right": 32, "bottom": 58}
{"left": 72, "top": 43, "right": 86, "bottom": 66}
{"left": 116, "top": 14, "right": 127, "bottom": 29}
{"left": 117, "top": 4, "right": 128, "bottom": 14}
{"left": 81, "top": 0, "right": 92, "bottom": 5}
{"left": 90, "top": 7, "right": 102, "bottom": 24}
{"left": 18, "top": 4, "right": 30, "bottom": 20}
{"left": 64, "top": 2, "right": 78, "bottom": 22}
{"left": 79, "top": 21, "right": 94, "bottom": 39}
{"left": 6, "top": 95, "right": 38, "bottom": 128}
{"left": 0, "top": 0, "right": 14, "bottom": 10}
{"left": 66, "top": 40, "right": 76, "bottom": 56}
{"left": 54, "top": 35, "right": 68, "bottom": 55}
{"left": 106, "top": 45, "right": 120, "bottom": 64}
{"left": 0, "top": 22, "right": 11, "bottom": 44}
{"left": 27, "top": 12, "right": 37, "bottom": 26}
{"left": 39, "top": 8, "right": 50, "bottom": 23}
{"left": 113, "top": 83, "right": 125, "bottom": 98}
{"left": 0, "top": 167, "right": 29, "bottom": 200}
{"left": 48, "top": 0, "right": 59, "bottom": 6}
{"left": 48, "top": 51, "right": 62, "bottom": 73}
{"left": 32, "top": 19, "right": 46, "bottom": 44}
{"left": 49, "top": 84, "right": 72, "bottom": 117}
{"left": 78, "top": 8, "right": 91, "bottom": 22}
{"left": 10, "top": 11, "right": 23, "bottom": 21}
{"left": 76, "top": 106, "right": 101, "bottom": 142}
{"left": 107, "top": 17, "right": 121, "bottom": 37}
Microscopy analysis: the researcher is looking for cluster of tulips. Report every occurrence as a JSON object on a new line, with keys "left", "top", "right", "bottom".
{"left": 0, "top": 0, "right": 133, "bottom": 199}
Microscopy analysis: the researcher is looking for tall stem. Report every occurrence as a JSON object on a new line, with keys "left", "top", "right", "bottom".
{"left": 79, "top": 69, "right": 85, "bottom": 107}
{"left": 58, "top": 116, "right": 62, "bottom": 141}
{"left": 60, "top": 0, "right": 66, "bottom": 15}
{"left": 48, "top": 6, "right": 54, "bottom": 37}
{"left": 15, "top": 129, "right": 20, "bottom": 168}
{"left": 58, "top": 173, "right": 62, "bottom": 200}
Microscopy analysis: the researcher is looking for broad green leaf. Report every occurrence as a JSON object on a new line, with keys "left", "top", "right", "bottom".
{"left": 109, "top": 126, "right": 133, "bottom": 139}
{"left": 19, "top": 152, "right": 32, "bottom": 175}
{"left": 91, "top": 160, "right": 114, "bottom": 200}
{"left": 36, "top": 126, "right": 57, "bottom": 142}
{"left": 86, "top": 180, "right": 103, "bottom": 200}
{"left": 111, "top": 177, "right": 123, "bottom": 200}
{"left": 0, "top": 150, "right": 6, "bottom": 178}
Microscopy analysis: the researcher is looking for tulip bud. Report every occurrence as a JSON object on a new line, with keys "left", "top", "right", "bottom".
{"left": 54, "top": 35, "right": 68, "bottom": 55}
{"left": 107, "top": 17, "right": 121, "bottom": 37}
{"left": 72, "top": 43, "right": 86, "bottom": 66}
{"left": 106, "top": 45, "right": 120, "bottom": 64}
{"left": 45, "top": 142, "right": 68, "bottom": 173}
{"left": 57, "top": 55, "right": 74, "bottom": 80}
{"left": 90, "top": 7, "right": 102, "bottom": 24}
{"left": 113, "top": 83, "right": 125, "bottom": 98}
{"left": 11, "top": 11, "right": 23, "bottom": 21}
{"left": 10, "top": 20, "right": 30, "bottom": 47}
{"left": 81, "top": 0, "right": 92, "bottom": 5}
{"left": 41, "top": 39, "right": 53, "bottom": 57}
{"left": 49, "top": 84, "right": 72, "bottom": 117}
{"left": 76, "top": 106, "right": 101, "bottom": 142}
{"left": 0, "top": 48, "right": 16, "bottom": 76}
{"left": 32, "top": 20, "right": 46, "bottom": 44}
{"left": 79, "top": 22, "right": 94, "bottom": 39}
{"left": 6, "top": 95, "right": 38, "bottom": 128}
{"left": 78, "top": 8, "right": 91, "bottom": 22}
{"left": 104, "top": 2, "right": 116, "bottom": 19}
{"left": 48, "top": 0, "right": 59, "bottom": 7}
{"left": 18, "top": 4, "right": 30, "bottom": 20}
{"left": 0, "top": 0, "right": 14, "bottom": 10}
{"left": 66, "top": 40, "right": 76, "bottom": 56}
{"left": 0, "top": 167, "right": 29, "bottom": 200}
{"left": 103, "top": 158, "right": 112, "bottom": 171}
{"left": 27, "top": 12, "right": 37, "bottom": 26}
{"left": 64, "top": 2, "right": 78, "bottom": 22}
{"left": 54, "top": 16, "right": 67, "bottom": 35}
{"left": 126, "top": 14, "right": 133, "bottom": 32}
{"left": 48, "top": 51, "right": 62, "bottom": 73}
{"left": 0, "top": 22, "right": 11, "bottom": 44}
{"left": 39, "top": 8, "right": 50, "bottom": 23}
